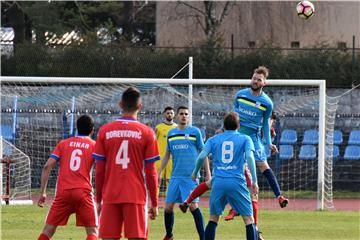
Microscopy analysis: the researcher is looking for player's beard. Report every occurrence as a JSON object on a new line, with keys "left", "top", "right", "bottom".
{"left": 251, "top": 85, "right": 262, "bottom": 92}
{"left": 166, "top": 116, "right": 173, "bottom": 122}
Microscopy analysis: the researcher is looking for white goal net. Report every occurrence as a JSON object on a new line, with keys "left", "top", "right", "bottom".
{"left": 0, "top": 137, "right": 32, "bottom": 204}
{"left": 1, "top": 73, "right": 337, "bottom": 210}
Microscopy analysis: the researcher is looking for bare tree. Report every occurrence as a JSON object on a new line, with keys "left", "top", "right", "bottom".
{"left": 177, "top": 1, "right": 235, "bottom": 41}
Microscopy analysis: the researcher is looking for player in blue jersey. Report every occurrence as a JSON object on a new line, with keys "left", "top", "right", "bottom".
{"left": 233, "top": 66, "right": 288, "bottom": 208}
{"left": 158, "top": 106, "right": 211, "bottom": 240}
{"left": 192, "top": 112, "right": 259, "bottom": 240}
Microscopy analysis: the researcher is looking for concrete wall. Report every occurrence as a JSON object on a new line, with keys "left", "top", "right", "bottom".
{"left": 156, "top": 1, "right": 360, "bottom": 48}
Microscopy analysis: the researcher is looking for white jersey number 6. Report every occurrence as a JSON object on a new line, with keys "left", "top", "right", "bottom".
{"left": 70, "top": 149, "right": 82, "bottom": 171}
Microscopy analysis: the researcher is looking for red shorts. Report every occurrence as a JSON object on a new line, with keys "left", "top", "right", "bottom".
{"left": 244, "top": 166, "right": 252, "bottom": 187}
{"left": 46, "top": 188, "right": 98, "bottom": 227}
{"left": 99, "top": 203, "right": 148, "bottom": 239}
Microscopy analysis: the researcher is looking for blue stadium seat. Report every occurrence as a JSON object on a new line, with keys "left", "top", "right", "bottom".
{"left": 279, "top": 145, "right": 294, "bottom": 160}
{"left": 348, "top": 130, "right": 360, "bottom": 145}
{"left": 0, "top": 125, "right": 13, "bottom": 141}
{"left": 299, "top": 145, "right": 317, "bottom": 160}
{"left": 303, "top": 129, "right": 318, "bottom": 145}
{"left": 326, "top": 130, "right": 343, "bottom": 145}
{"left": 280, "top": 129, "right": 297, "bottom": 145}
{"left": 344, "top": 145, "right": 360, "bottom": 160}
{"left": 326, "top": 145, "right": 339, "bottom": 160}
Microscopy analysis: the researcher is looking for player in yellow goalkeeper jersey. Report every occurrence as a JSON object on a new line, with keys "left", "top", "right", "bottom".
{"left": 155, "top": 106, "right": 177, "bottom": 195}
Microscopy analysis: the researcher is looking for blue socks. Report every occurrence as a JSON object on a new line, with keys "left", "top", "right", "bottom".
{"left": 246, "top": 223, "right": 258, "bottom": 240}
{"left": 164, "top": 210, "right": 174, "bottom": 238}
{"left": 191, "top": 208, "right": 205, "bottom": 240}
{"left": 205, "top": 220, "right": 218, "bottom": 240}
{"left": 263, "top": 168, "right": 281, "bottom": 197}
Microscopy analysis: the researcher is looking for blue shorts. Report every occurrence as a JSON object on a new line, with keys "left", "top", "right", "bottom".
{"left": 210, "top": 177, "right": 252, "bottom": 217}
{"left": 166, "top": 178, "right": 199, "bottom": 204}
{"left": 249, "top": 132, "right": 267, "bottom": 162}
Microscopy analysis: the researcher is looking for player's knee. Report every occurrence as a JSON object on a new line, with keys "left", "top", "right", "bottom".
{"left": 85, "top": 227, "right": 97, "bottom": 236}
{"left": 205, "top": 180, "right": 212, "bottom": 188}
{"left": 242, "top": 216, "right": 254, "bottom": 225}
{"left": 258, "top": 162, "right": 269, "bottom": 172}
{"left": 251, "top": 194, "right": 258, "bottom": 201}
{"left": 209, "top": 215, "right": 219, "bottom": 223}
{"left": 165, "top": 204, "right": 174, "bottom": 213}
{"left": 42, "top": 224, "right": 56, "bottom": 237}
{"left": 189, "top": 203, "right": 199, "bottom": 211}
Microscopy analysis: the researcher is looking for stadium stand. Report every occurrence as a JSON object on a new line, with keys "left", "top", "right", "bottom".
{"left": 0, "top": 125, "right": 13, "bottom": 141}
{"left": 299, "top": 145, "right": 317, "bottom": 160}
{"left": 343, "top": 145, "right": 360, "bottom": 160}
{"left": 326, "top": 145, "right": 340, "bottom": 161}
{"left": 302, "top": 129, "right": 319, "bottom": 145}
{"left": 279, "top": 145, "right": 294, "bottom": 160}
{"left": 326, "top": 130, "right": 343, "bottom": 145}
{"left": 280, "top": 129, "right": 297, "bottom": 145}
{"left": 348, "top": 130, "right": 360, "bottom": 145}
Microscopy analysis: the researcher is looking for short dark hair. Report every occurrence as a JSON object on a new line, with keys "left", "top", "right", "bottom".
{"left": 163, "top": 106, "right": 175, "bottom": 113}
{"left": 271, "top": 111, "right": 277, "bottom": 120}
{"left": 76, "top": 115, "right": 94, "bottom": 135}
{"left": 254, "top": 66, "right": 270, "bottom": 78}
{"left": 177, "top": 106, "right": 189, "bottom": 113}
{"left": 223, "top": 112, "right": 240, "bottom": 131}
{"left": 121, "top": 87, "right": 141, "bottom": 112}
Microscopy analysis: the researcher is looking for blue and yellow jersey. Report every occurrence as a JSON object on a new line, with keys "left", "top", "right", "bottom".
{"left": 204, "top": 130, "right": 254, "bottom": 180}
{"left": 167, "top": 126, "right": 204, "bottom": 178}
{"left": 233, "top": 88, "right": 273, "bottom": 132}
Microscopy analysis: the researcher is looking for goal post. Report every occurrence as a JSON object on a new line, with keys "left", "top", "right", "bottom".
{"left": 0, "top": 137, "right": 33, "bottom": 205}
{"left": 0, "top": 74, "right": 328, "bottom": 210}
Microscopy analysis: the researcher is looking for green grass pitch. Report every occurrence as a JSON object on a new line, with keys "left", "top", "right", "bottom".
{"left": 1, "top": 205, "right": 359, "bottom": 240}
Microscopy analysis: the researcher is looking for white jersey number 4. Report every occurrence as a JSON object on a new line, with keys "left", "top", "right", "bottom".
{"left": 70, "top": 149, "right": 82, "bottom": 171}
{"left": 116, "top": 140, "right": 130, "bottom": 169}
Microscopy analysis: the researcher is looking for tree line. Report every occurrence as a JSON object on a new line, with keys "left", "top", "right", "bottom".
{"left": 2, "top": 43, "right": 359, "bottom": 87}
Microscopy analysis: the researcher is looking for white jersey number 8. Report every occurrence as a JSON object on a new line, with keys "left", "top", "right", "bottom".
{"left": 116, "top": 140, "right": 130, "bottom": 169}
{"left": 221, "top": 141, "right": 234, "bottom": 163}
{"left": 70, "top": 149, "right": 82, "bottom": 171}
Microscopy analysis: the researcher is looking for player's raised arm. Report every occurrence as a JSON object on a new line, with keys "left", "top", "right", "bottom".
{"left": 38, "top": 157, "right": 57, "bottom": 207}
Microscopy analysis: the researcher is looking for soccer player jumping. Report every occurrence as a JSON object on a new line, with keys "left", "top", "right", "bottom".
{"left": 233, "top": 66, "right": 288, "bottom": 208}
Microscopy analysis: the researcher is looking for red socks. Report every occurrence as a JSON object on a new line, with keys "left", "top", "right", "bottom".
{"left": 86, "top": 233, "right": 97, "bottom": 240}
{"left": 38, "top": 232, "right": 97, "bottom": 240}
{"left": 186, "top": 182, "right": 210, "bottom": 204}
{"left": 38, "top": 233, "right": 50, "bottom": 240}
{"left": 252, "top": 200, "right": 258, "bottom": 225}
